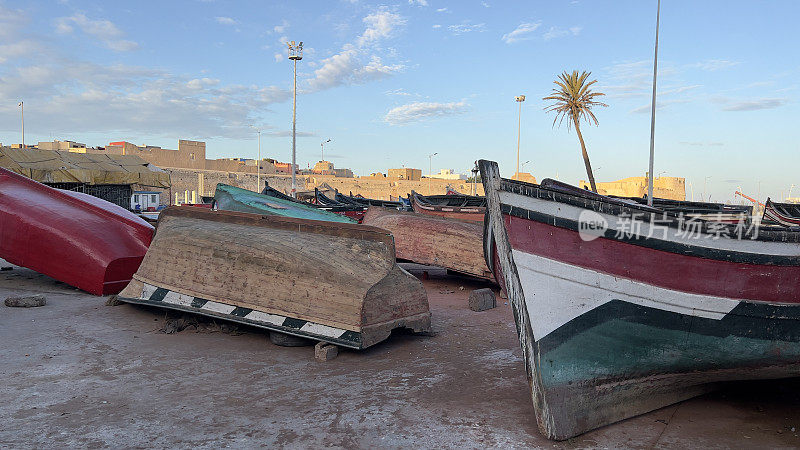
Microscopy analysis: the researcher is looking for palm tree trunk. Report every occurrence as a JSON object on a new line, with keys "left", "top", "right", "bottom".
{"left": 573, "top": 114, "right": 597, "bottom": 192}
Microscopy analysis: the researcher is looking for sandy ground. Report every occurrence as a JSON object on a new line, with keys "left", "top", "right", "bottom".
{"left": 2, "top": 260, "right": 800, "bottom": 448}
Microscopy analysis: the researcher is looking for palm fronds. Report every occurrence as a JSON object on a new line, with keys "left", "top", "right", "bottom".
{"left": 543, "top": 70, "right": 607, "bottom": 130}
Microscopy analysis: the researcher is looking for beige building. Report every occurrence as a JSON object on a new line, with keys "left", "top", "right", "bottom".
{"left": 388, "top": 167, "right": 422, "bottom": 181}
{"left": 430, "top": 169, "right": 467, "bottom": 180}
{"left": 579, "top": 176, "right": 686, "bottom": 200}
{"left": 37, "top": 140, "right": 88, "bottom": 152}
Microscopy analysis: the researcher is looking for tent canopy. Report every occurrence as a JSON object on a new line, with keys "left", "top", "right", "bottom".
{"left": 0, "top": 147, "right": 170, "bottom": 188}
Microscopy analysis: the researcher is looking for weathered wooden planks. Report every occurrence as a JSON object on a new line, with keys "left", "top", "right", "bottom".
{"left": 362, "top": 206, "right": 494, "bottom": 281}
{"left": 118, "top": 207, "right": 431, "bottom": 349}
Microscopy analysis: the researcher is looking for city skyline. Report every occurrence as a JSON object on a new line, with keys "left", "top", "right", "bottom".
{"left": 0, "top": 0, "right": 798, "bottom": 202}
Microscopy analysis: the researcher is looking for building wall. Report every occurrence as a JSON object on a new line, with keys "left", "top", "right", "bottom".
{"left": 579, "top": 176, "right": 686, "bottom": 200}
{"left": 167, "top": 168, "right": 306, "bottom": 204}
{"left": 388, "top": 168, "right": 422, "bottom": 181}
{"left": 306, "top": 174, "right": 483, "bottom": 200}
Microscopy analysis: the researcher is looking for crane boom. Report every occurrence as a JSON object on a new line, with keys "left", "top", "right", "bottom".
{"left": 734, "top": 191, "right": 764, "bottom": 207}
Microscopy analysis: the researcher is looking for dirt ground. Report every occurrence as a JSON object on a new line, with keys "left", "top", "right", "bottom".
{"left": 2, "top": 260, "right": 800, "bottom": 448}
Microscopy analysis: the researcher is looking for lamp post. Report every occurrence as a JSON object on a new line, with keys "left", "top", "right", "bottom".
{"left": 321, "top": 138, "right": 331, "bottom": 162}
{"left": 428, "top": 152, "right": 438, "bottom": 195}
{"left": 646, "top": 0, "right": 661, "bottom": 206}
{"left": 18, "top": 101, "right": 24, "bottom": 147}
{"left": 288, "top": 40, "right": 303, "bottom": 198}
{"left": 514, "top": 95, "right": 525, "bottom": 179}
{"left": 471, "top": 161, "right": 479, "bottom": 196}
{"left": 703, "top": 176, "right": 712, "bottom": 202}
{"left": 521, "top": 160, "right": 531, "bottom": 174}
{"left": 251, "top": 125, "right": 262, "bottom": 192}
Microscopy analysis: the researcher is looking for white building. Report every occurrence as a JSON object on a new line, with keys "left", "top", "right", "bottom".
{"left": 430, "top": 169, "right": 467, "bottom": 180}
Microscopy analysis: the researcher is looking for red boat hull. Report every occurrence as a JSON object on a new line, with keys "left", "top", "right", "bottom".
{"left": 0, "top": 168, "right": 154, "bottom": 295}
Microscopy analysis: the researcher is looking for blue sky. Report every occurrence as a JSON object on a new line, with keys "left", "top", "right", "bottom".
{"left": 1, "top": 0, "right": 798, "bottom": 202}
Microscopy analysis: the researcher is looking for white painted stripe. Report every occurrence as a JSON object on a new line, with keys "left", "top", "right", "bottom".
{"left": 300, "top": 322, "right": 346, "bottom": 338}
{"left": 244, "top": 310, "right": 287, "bottom": 326}
{"left": 511, "top": 249, "right": 741, "bottom": 341}
{"left": 162, "top": 290, "right": 195, "bottom": 307}
{"left": 142, "top": 283, "right": 158, "bottom": 300}
{"left": 201, "top": 301, "right": 236, "bottom": 314}
{"left": 499, "top": 190, "right": 800, "bottom": 257}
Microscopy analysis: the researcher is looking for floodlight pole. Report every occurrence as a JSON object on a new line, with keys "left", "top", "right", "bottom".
{"left": 515, "top": 95, "right": 525, "bottom": 180}
{"left": 428, "top": 152, "right": 438, "bottom": 195}
{"left": 646, "top": 0, "right": 661, "bottom": 206}
{"left": 288, "top": 41, "right": 303, "bottom": 198}
{"left": 321, "top": 138, "right": 331, "bottom": 162}
{"left": 18, "top": 101, "right": 24, "bottom": 147}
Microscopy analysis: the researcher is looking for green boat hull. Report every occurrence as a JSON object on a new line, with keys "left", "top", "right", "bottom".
{"left": 214, "top": 184, "right": 355, "bottom": 223}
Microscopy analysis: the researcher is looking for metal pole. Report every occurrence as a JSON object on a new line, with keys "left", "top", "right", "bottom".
{"left": 19, "top": 102, "right": 24, "bottom": 147}
{"left": 646, "top": 0, "right": 661, "bottom": 206}
{"left": 291, "top": 59, "right": 298, "bottom": 198}
{"left": 516, "top": 100, "right": 522, "bottom": 178}
{"left": 257, "top": 130, "right": 261, "bottom": 192}
{"left": 429, "top": 155, "right": 432, "bottom": 195}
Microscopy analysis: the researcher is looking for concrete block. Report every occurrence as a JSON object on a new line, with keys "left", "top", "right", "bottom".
{"left": 468, "top": 288, "right": 496, "bottom": 312}
{"left": 315, "top": 342, "right": 339, "bottom": 361}
{"left": 5, "top": 294, "right": 46, "bottom": 308}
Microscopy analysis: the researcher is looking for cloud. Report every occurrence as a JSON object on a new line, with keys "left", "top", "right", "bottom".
{"left": 215, "top": 16, "right": 237, "bottom": 25}
{"left": 436, "top": 7, "right": 448, "bottom": 12}
{"left": 307, "top": 49, "right": 402, "bottom": 91}
{"left": 273, "top": 20, "right": 289, "bottom": 34}
{"left": 0, "top": 40, "right": 41, "bottom": 63}
{"left": 481, "top": 1, "right": 490, "bottom": 7}
{"left": 720, "top": 98, "right": 787, "bottom": 111}
{"left": 432, "top": 24, "right": 441, "bottom": 29}
{"left": 629, "top": 98, "right": 690, "bottom": 114}
{"left": 357, "top": 9, "right": 405, "bottom": 46}
{"left": 273, "top": 52, "right": 283, "bottom": 62}
{"left": 542, "top": 25, "right": 581, "bottom": 41}
{"left": 265, "top": 130, "right": 316, "bottom": 138}
{"left": 448, "top": 22, "right": 486, "bottom": 35}
{"left": 0, "top": 60, "right": 291, "bottom": 139}
{"left": 306, "top": 9, "right": 406, "bottom": 92}
{"left": 408, "top": 0, "right": 428, "bottom": 6}
{"left": 385, "top": 88, "right": 412, "bottom": 96}
{"left": 384, "top": 101, "right": 469, "bottom": 125}
{"left": 689, "top": 59, "right": 739, "bottom": 71}
{"left": 55, "top": 13, "right": 139, "bottom": 51}
{"left": 680, "top": 141, "right": 724, "bottom": 147}
{"left": 501, "top": 22, "right": 540, "bottom": 43}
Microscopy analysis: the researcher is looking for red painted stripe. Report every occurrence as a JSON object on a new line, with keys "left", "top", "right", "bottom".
{"left": 505, "top": 214, "right": 800, "bottom": 304}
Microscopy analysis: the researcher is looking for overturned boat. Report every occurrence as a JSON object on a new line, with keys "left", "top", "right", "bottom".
{"left": 763, "top": 198, "right": 800, "bottom": 227}
{"left": 411, "top": 190, "right": 486, "bottom": 223}
{"left": 480, "top": 159, "right": 800, "bottom": 440}
{"left": 0, "top": 168, "right": 153, "bottom": 295}
{"left": 362, "top": 206, "right": 493, "bottom": 281}
{"left": 214, "top": 183, "right": 355, "bottom": 223}
{"left": 118, "top": 207, "right": 431, "bottom": 349}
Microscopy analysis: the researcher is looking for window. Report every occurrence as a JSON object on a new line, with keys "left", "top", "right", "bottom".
{"left": 190, "top": 152, "right": 195, "bottom": 160}
{"left": 151, "top": 195, "right": 157, "bottom": 203}
{"left": 133, "top": 195, "right": 139, "bottom": 202}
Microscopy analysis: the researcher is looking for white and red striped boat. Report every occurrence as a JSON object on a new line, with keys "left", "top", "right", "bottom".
{"left": 763, "top": 198, "right": 800, "bottom": 227}
{"left": 479, "top": 160, "right": 800, "bottom": 440}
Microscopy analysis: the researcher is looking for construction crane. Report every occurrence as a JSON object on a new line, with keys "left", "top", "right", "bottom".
{"left": 735, "top": 190, "right": 764, "bottom": 207}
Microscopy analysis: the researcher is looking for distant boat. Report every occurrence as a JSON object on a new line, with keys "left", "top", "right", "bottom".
{"left": 410, "top": 190, "right": 486, "bottom": 223}
{"left": 362, "top": 206, "right": 494, "bottom": 281}
{"left": 0, "top": 168, "right": 153, "bottom": 295}
{"left": 337, "top": 191, "right": 405, "bottom": 209}
{"left": 763, "top": 198, "right": 800, "bottom": 227}
{"left": 214, "top": 184, "right": 355, "bottom": 223}
{"left": 480, "top": 159, "right": 800, "bottom": 440}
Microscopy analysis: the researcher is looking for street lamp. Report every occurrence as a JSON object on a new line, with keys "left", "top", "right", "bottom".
{"left": 321, "top": 138, "right": 331, "bottom": 162}
{"left": 514, "top": 95, "right": 525, "bottom": 179}
{"left": 288, "top": 40, "right": 303, "bottom": 198}
{"left": 521, "top": 160, "right": 531, "bottom": 174}
{"left": 251, "top": 125, "right": 262, "bottom": 192}
{"left": 471, "top": 161, "right": 479, "bottom": 196}
{"left": 703, "top": 176, "right": 712, "bottom": 202}
{"left": 17, "top": 101, "right": 23, "bottom": 147}
{"left": 428, "top": 152, "right": 438, "bottom": 195}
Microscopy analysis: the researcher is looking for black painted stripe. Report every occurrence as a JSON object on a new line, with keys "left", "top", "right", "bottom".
{"left": 282, "top": 317, "right": 308, "bottom": 329}
{"left": 500, "top": 203, "right": 800, "bottom": 266}
{"left": 230, "top": 307, "right": 253, "bottom": 317}
{"left": 537, "top": 299, "right": 800, "bottom": 355}
{"left": 149, "top": 288, "right": 169, "bottom": 302}
{"left": 191, "top": 298, "right": 208, "bottom": 308}
{"left": 339, "top": 330, "right": 363, "bottom": 344}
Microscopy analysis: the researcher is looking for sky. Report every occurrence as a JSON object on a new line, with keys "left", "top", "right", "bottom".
{"left": 0, "top": 0, "right": 798, "bottom": 203}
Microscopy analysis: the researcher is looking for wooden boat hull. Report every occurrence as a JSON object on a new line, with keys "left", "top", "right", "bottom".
{"left": 763, "top": 198, "right": 800, "bottom": 227}
{"left": 479, "top": 160, "right": 800, "bottom": 440}
{"left": 362, "top": 206, "right": 494, "bottom": 281}
{"left": 0, "top": 168, "right": 153, "bottom": 295}
{"left": 411, "top": 191, "right": 486, "bottom": 223}
{"left": 117, "top": 207, "right": 431, "bottom": 349}
{"left": 215, "top": 183, "right": 355, "bottom": 223}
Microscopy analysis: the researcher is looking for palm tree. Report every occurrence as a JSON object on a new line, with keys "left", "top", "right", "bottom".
{"left": 543, "top": 70, "right": 607, "bottom": 193}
